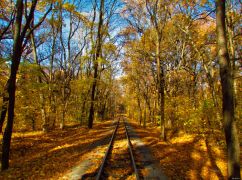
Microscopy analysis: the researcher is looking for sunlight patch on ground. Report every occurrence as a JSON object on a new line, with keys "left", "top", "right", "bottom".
{"left": 170, "top": 134, "right": 194, "bottom": 144}
{"left": 129, "top": 121, "right": 228, "bottom": 179}
{"left": 187, "top": 170, "right": 197, "bottom": 180}
{"left": 48, "top": 143, "right": 74, "bottom": 153}
{"left": 0, "top": 121, "right": 115, "bottom": 179}
{"left": 201, "top": 166, "right": 214, "bottom": 180}
{"left": 191, "top": 151, "right": 202, "bottom": 161}
{"left": 11, "top": 131, "right": 44, "bottom": 138}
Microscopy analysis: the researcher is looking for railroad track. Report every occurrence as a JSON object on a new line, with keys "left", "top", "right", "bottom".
{"left": 96, "top": 119, "right": 139, "bottom": 180}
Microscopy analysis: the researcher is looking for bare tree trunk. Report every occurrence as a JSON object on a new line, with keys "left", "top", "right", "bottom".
{"left": 1, "top": 0, "right": 23, "bottom": 170}
{"left": 137, "top": 97, "right": 142, "bottom": 125}
{"left": 60, "top": 100, "right": 68, "bottom": 130}
{"left": 0, "top": 80, "right": 9, "bottom": 133}
{"left": 227, "top": 9, "right": 238, "bottom": 112}
{"left": 143, "top": 103, "right": 146, "bottom": 128}
{"left": 30, "top": 26, "right": 46, "bottom": 132}
{"left": 1, "top": 0, "right": 51, "bottom": 169}
{"left": 88, "top": 0, "right": 104, "bottom": 129}
{"left": 216, "top": 1, "right": 240, "bottom": 179}
{"left": 46, "top": 13, "right": 58, "bottom": 132}
{"left": 156, "top": 34, "right": 165, "bottom": 140}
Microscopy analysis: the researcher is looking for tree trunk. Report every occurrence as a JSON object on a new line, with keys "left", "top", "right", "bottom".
{"left": 88, "top": 64, "right": 98, "bottom": 128}
{"left": 1, "top": 0, "right": 23, "bottom": 170}
{"left": 227, "top": 10, "right": 238, "bottom": 112}
{"left": 156, "top": 33, "right": 165, "bottom": 140}
{"left": 60, "top": 101, "right": 67, "bottom": 130}
{"left": 1, "top": 69, "right": 19, "bottom": 170}
{"left": 137, "top": 97, "right": 142, "bottom": 125}
{"left": 31, "top": 116, "right": 35, "bottom": 131}
{"left": 143, "top": 103, "right": 146, "bottom": 128}
{"left": 88, "top": 0, "right": 104, "bottom": 129}
{"left": 0, "top": 80, "right": 9, "bottom": 133}
{"left": 216, "top": 1, "right": 240, "bottom": 179}
{"left": 46, "top": 17, "right": 57, "bottom": 132}
{"left": 30, "top": 27, "right": 47, "bottom": 132}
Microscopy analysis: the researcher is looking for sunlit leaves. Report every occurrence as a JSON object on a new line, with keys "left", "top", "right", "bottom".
{"left": 62, "top": 2, "right": 75, "bottom": 12}
{"left": 36, "top": 0, "right": 53, "bottom": 12}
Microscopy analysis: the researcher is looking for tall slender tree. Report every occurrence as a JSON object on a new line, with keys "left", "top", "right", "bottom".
{"left": 145, "top": 0, "right": 170, "bottom": 140}
{"left": 216, "top": 0, "right": 240, "bottom": 179}
{"left": 88, "top": 0, "right": 105, "bottom": 128}
{"left": 1, "top": 0, "right": 52, "bottom": 170}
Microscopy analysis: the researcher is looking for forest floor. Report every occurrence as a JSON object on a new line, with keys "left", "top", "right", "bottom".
{"left": 0, "top": 120, "right": 240, "bottom": 179}
{"left": 130, "top": 121, "right": 230, "bottom": 180}
{"left": 0, "top": 121, "right": 115, "bottom": 179}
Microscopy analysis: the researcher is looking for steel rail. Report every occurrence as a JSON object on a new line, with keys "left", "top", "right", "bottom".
{"left": 96, "top": 121, "right": 119, "bottom": 180}
{"left": 124, "top": 121, "right": 140, "bottom": 180}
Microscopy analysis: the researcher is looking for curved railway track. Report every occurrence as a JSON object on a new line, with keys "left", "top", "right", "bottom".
{"left": 96, "top": 119, "right": 140, "bottom": 180}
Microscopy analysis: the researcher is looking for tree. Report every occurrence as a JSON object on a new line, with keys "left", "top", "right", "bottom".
{"left": 122, "top": 0, "right": 171, "bottom": 139}
{"left": 1, "top": 0, "right": 52, "bottom": 170}
{"left": 145, "top": 0, "right": 167, "bottom": 139}
{"left": 216, "top": 0, "right": 240, "bottom": 179}
{"left": 88, "top": 0, "right": 119, "bottom": 128}
{"left": 88, "top": 0, "right": 105, "bottom": 128}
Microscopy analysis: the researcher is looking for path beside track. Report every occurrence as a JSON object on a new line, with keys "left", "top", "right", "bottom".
{"left": 126, "top": 120, "right": 167, "bottom": 180}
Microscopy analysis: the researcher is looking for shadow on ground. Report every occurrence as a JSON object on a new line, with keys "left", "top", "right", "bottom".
{"left": 130, "top": 122, "right": 227, "bottom": 180}
{"left": 0, "top": 121, "right": 115, "bottom": 179}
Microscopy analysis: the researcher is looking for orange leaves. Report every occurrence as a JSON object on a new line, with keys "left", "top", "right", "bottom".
{"left": 180, "top": 0, "right": 209, "bottom": 8}
{"left": 62, "top": 2, "right": 76, "bottom": 12}
{"left": 0, "top": 121, "right": 115, "bottom": 179}
{"left": 131, "top": 122, "right": 228, "bottom": 179}
{"left": 119, "top": 27, "right": 137, "bottom": 37}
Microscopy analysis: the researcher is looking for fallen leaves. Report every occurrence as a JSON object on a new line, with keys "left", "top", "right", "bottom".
{"left": 0, "top": 120, "right": 231, "bottom": 179}
{"left": 0, "top": 121, "right": 114, "bottom": 179}
{"left": 130, "top": 122, "right": 228, "bottom": 180}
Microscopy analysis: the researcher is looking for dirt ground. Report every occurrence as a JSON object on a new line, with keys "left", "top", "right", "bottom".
{"left": 0, "top": 120, "right": 240, "bottom": 179}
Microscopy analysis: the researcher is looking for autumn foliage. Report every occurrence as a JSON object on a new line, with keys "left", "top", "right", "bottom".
{"left": 0, "top": 0, "right": 241, "bottom": 179}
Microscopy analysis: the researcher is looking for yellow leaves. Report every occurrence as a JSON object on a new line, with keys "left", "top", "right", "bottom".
{"left": 57, "top": 3, "right": 89, "bottom": 26}
{"left": 181, "top": 0, "right": 197, "bottom": 8}
{"left": 0, "top": 0, "right": 14, "bottom": 20}
{"left": 191, "top": 151, "right": 202, "bottom": 160}
{"left": 96, "top": 57, "right": 108, "bottom": 65}
{"left": 200, "top": 0, "right": 208, "bottom": 6}
{"left": 180, "top": 0, "right": 208, "bottom": 7}
{"left": 103, "top": 43, "right": 117, "bottom": 53}
{"left": 36, "top": 0, "right": 52, "bottom": 12}
{"left": 62, "top": 2, "right": 75, "bottom": 12}
{"left": 131, "top": 123, "right": 228, "bottom": 179}
{"left": 170, "top": 134, "right": 194, "bottom": 144}
{"left": 48, "top": 17, "right": 61, "bottom": 27}
{"left": 72, "top": 11, "right": 90, "bottom": 25}
{"left": 119, "top": 27, "right": 137, "bottom": 37}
